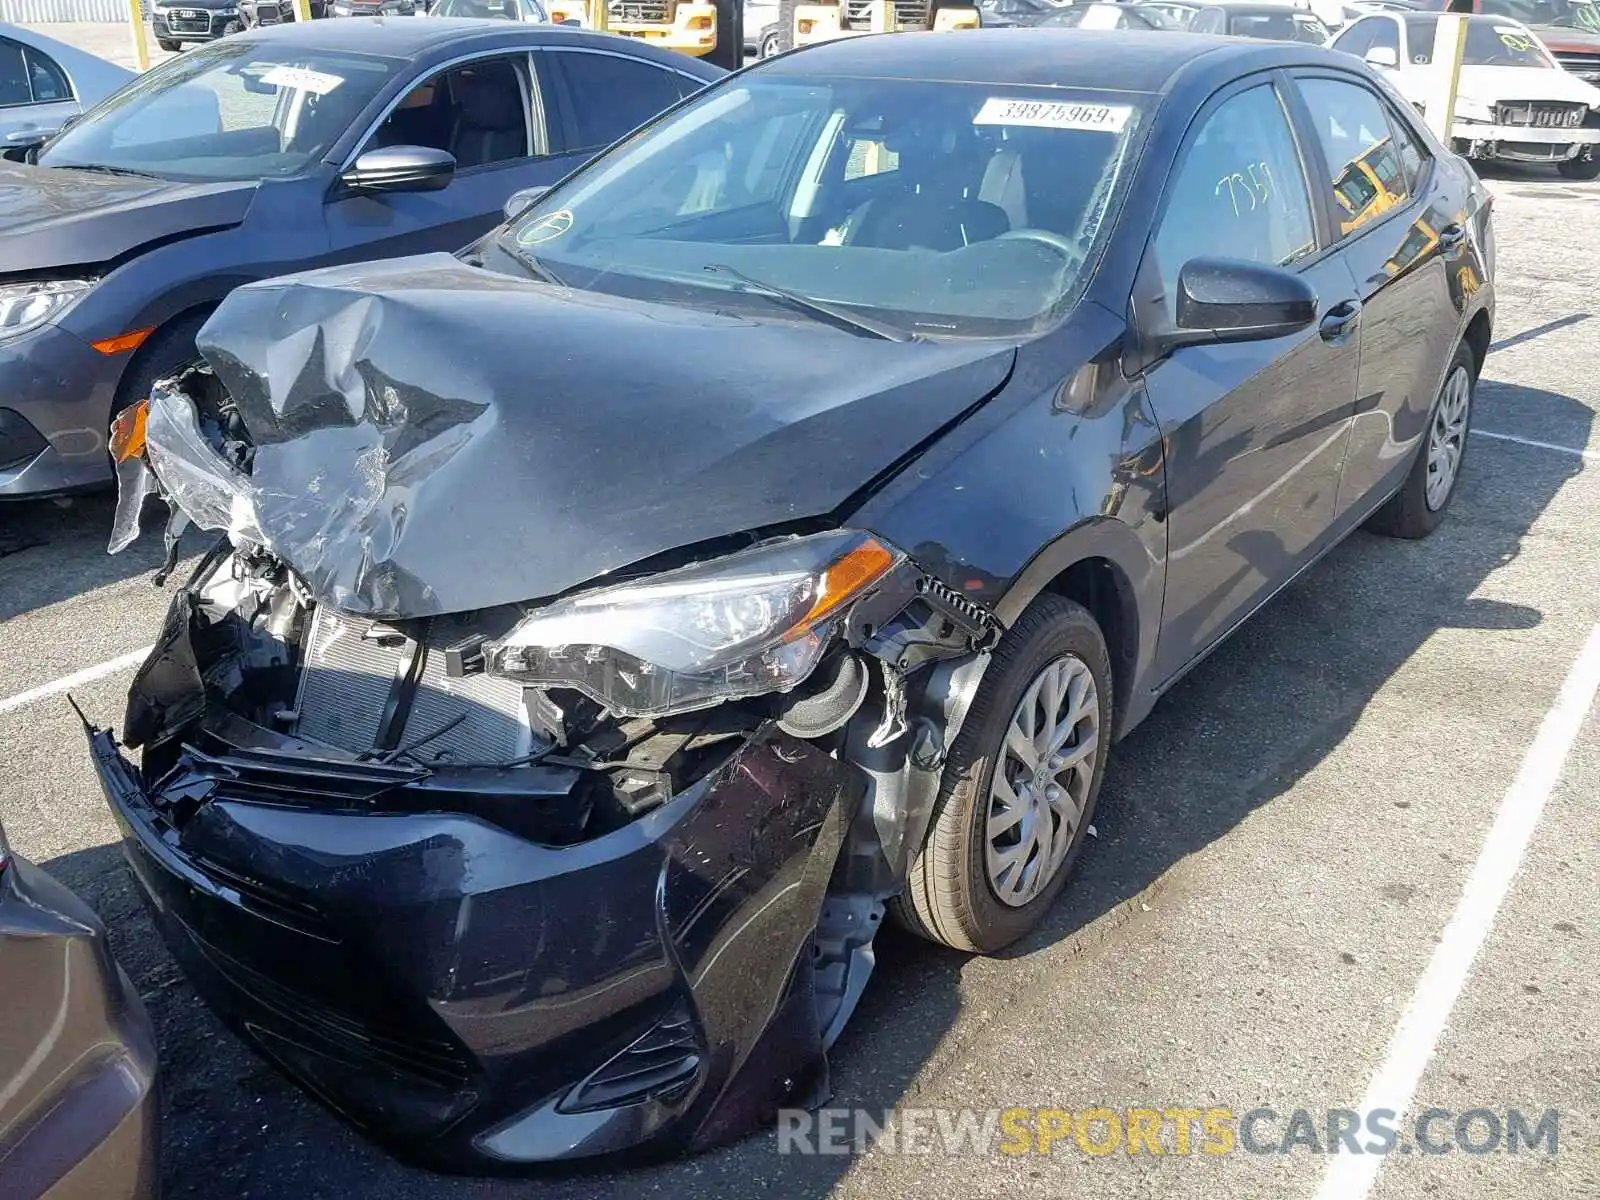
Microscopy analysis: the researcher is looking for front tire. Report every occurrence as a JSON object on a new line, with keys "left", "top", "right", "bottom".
{"left": 157, "top": 38, "right": 181, "bottom": 50}
{"left": 759, "top": 25, "right": 780, "bottom": 56}
{"left": 1557, "top": 155, "right": 1600, "bottom": 181}
{"left": 892, "top": 594, "right": 1112, "bottom": 954}
{"left": 1367, "top": 342, "right": 1475, "bottom": 539}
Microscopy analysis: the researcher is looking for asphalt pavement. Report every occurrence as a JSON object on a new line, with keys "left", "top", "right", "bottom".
{"left": 0, "top": 81, "right": 1597, "bottom": 1199}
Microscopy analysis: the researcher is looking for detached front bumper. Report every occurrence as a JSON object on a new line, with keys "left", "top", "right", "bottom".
{"left": 0, "top": 323, "right": 123, "bottom": 499}
{"left": 1451, "top": 123, "right": 1600, "bottom": 163}
{"left": 87, "top": 716, "right": 858, "bottom": 1170}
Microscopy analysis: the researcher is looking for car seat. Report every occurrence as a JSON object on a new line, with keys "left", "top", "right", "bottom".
{"left": 449, "top": 66, "right": 525, "bottom": 168}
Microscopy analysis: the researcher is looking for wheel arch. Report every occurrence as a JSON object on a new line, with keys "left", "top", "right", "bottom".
{"left": 991, "top": 518, "right": 1153, "bottom": 738}
{"left": 1462, "top": 307, "right": 1491, "bottom": 379}
{"left": 110, "top": 300, "right": 218, "bottom": 414}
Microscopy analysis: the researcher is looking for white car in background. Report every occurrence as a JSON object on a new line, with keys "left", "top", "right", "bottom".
{"left": 0, "top": 23, "right": 133, "bottom": 150}
{"left": 1332, "top": 10, "right": 1600, "bottom": 177}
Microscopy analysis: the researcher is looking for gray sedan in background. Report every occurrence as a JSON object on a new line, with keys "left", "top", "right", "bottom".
{"left": 0, "top": 19, "right": 719, "bottom": 502}
{"left": 0, "top": 24, "right": 132, "bottom": 147}
{"left": 0, "top": 819, "right": 159, "bottom": 1199}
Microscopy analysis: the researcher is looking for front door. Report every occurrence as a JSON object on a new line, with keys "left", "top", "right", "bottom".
{"left": 323, "top": 51, "right": 566, "bottom": 264}
{"left": 1139, "top": 76, "right": 1362, "bottom": 683}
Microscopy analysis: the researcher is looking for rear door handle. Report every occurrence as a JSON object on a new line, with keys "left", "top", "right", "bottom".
{"left": 1439, "top": 223, "right": 1466, "bottom": 251}
{"left": 1319, "top": 299, "right": 1362, "bottom": 344}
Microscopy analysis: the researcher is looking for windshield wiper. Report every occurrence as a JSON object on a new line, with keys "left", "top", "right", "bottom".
{"left": 703, "top": 263, "right": 914, "bottom": 343}
{"left": 53, "top": 163, "right": 166, "bottom": 180}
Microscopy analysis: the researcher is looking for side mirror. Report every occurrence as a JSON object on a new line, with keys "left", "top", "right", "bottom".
{"left": 503, "top": 184, "right": 550, "bottom": 222}
{"left": 1171, "top": 257, "right": 1318, "bottom": 346}
{"left": 340, "top": 145, "right": 456, "bottom": 195}
{"left": 1145, "top": 256, "right": 1318, "bottom": 360}
{"left": 1365, "top": 45, "right": 1398, "bottom": 68}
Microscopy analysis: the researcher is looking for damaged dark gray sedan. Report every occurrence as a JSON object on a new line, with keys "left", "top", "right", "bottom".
{"left": 88, "top": 29, "right": 1494, "bottom": 1173}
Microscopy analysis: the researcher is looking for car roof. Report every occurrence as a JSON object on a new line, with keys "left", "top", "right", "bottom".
{"left": 229, "top": 17, "right": 722, "bottom": 74}
{"left": 1203, "top": 1, "right": 1319, "bottom": 12}
{"left": 763, "top": 28, "right": 1342, "bottom": 92}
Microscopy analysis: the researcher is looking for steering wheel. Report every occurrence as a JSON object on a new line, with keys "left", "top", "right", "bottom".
{"left": 994, "top": 228, "right": 1084, "bottom": 265}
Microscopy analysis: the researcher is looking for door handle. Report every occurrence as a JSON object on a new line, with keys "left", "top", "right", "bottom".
{"left": 1319, "top": 299, "right": 1362, "bottom": 344}
{"left": 1438, "top": 223, "right": 1466, "bottom": 251}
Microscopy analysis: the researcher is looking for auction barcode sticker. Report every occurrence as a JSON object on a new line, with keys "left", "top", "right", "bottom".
{"left": 260, "top": 66, "right": 345, "bottom": 95}
{"left": 972, "top": 98, "right": 1132, "bottom": 132}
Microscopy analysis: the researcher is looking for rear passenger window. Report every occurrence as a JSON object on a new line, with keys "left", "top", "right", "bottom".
{"left": 1150, "top": 84, "right": 1316, "bottom": 305}
{"left": 551, "top": 51, "right": 686, "bottom": 152}
{"left": 24, "top": 47, "right": 70, "bottom": 103}
{"left": 1384, "top": 104, "right": 1427, "bottom": 192}
{"left": 0, "top": 38, "right": 29, "bottom": 107}
{"left": 1299, "top": 77, "right": 1412, "bottom": 237}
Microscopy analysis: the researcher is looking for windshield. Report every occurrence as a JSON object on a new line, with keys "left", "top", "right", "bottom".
{"left": 1479, "top": 0, "right": 1600, "bottom": 31}
{"left": 40, "top": 40, "right": 400, "bottom": 181}
{"left": 1405, "top": 16, "right": 1555, "bottom": 64}
{"left": 489, "top": 76, "right": 1147, "bottom": 338}
{"left": 1229, "top": 11, "right": 1332, "bottom": 41}
{"left": 432, "top": 0, "right": 548, "bottom": 17}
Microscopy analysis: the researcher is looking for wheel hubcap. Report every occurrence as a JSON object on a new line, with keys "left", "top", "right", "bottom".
{"left": 984, "top": 655, "right": 1100, "bottom": 907}
{"left": 1425, "top": 365, "right": 1471, "bottom": 512}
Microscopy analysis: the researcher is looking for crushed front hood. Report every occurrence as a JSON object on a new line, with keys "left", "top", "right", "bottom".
{"left": 150, "top": 253, "right": 1015, "bottom": 617}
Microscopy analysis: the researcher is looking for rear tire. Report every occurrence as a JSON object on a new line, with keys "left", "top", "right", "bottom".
{"left": 1366, "top": 342, "right": 1475, "bottom": 539}
{"left": 776, "top": 0, "right": 796, "bottom": 51}
{"left": 1557, "top": 155, "right": 1600, "bottom": 181}
{"left": 759, "top": 25, "right": 780, "bottom": 56}
{"left": 704, "top": 0, "right": 744, "bottom": 69}
{"left": 891, "top": 594, "right": 1112, "bottom": 954}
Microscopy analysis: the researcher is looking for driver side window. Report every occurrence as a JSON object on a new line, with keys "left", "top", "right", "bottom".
{"left": 364, "top": 55, "right": 534, "bottom": 171}
{"left": 1150, "top": 83, "right": 1317, "bottom": 308}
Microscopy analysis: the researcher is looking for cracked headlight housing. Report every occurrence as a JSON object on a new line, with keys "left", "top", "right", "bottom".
{"left": 0, "top": 280, "right": 93, "bottom": 344}
{"left": 485, "top": 531, "right": 901, "bottom": 718}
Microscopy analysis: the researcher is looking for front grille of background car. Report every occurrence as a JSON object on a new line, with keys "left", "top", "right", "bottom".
{"left": 166, "top": 10, "right": 213, "bottom": 30}
{"left": 841, "top": 0, "right": 926, "bottom": 28}
{"left": 1493, "top": 101, "right": 1587, "bottom": 129}
{"left": 608, "top": 0, "right": 668, "bottom": 19}
{"left": 293, "top": 607, "right": 534, "bottom": 765}
{"left": 1553, "top": 51, "right": 1600, "bottom": 82}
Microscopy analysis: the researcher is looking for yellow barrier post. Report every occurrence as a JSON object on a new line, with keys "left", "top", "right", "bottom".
{"left": 1424, "top": 14, "right": 1468, "bottom": 143}
{"left": 588, "top": 0, "right": 609, "bottom": 31}
{"left": 127, "top": 0, "right": 150, "bottom": 70}
{"left": 294, "top": 0, "right": 313, "bottom": 21}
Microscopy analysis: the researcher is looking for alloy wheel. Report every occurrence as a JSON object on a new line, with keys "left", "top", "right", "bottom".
{"left": 984, "top": 654, "right": 1100, "bottom": 907}
{"left": 1425, "top": 364, "right": 1471, "bottom": 512}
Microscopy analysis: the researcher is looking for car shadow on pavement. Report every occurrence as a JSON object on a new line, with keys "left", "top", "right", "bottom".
{"left": 38, "top": 379, "right": 1592, "bottom": 1200}
{"left": 0, "top": 494, "right": 189, "bottom": 622}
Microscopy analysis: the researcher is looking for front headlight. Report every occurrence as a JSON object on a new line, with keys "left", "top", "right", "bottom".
{"left": 1455, "top": 97, "right": 1494, "bottom": 124}
{"left": 0, "top": 280, "right": 93, "bottom": 343}
{"left": 485, "top": 531, "right": 902, "bottom": 718}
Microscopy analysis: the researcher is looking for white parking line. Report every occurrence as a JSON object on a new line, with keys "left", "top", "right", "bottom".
{"left": 1315, "top": 622, "right": 1600, "bottom": 1200}
{"left": 1472, "top": 428, "right": 1599, "bottom": 461}
{"left": 0, "top": 646, "right": 154, "bottom": 718}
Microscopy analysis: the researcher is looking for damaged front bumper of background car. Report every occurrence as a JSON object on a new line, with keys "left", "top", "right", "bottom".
{"left": 88, "top": 281, "right": 1002, "bottom": 1170}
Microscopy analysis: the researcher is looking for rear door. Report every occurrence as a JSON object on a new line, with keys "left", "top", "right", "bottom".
{"left": 1138, "top": 74, "right": 1363, "bottom": 683}
{"left": 323, "top": 50, "right": 560, "bottom": 262}
{"left": 0, "top": 37, "right": 78, "bottom": 143}
{"left": 1287, "top": 69, "right": 1464, "bottom": 525}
